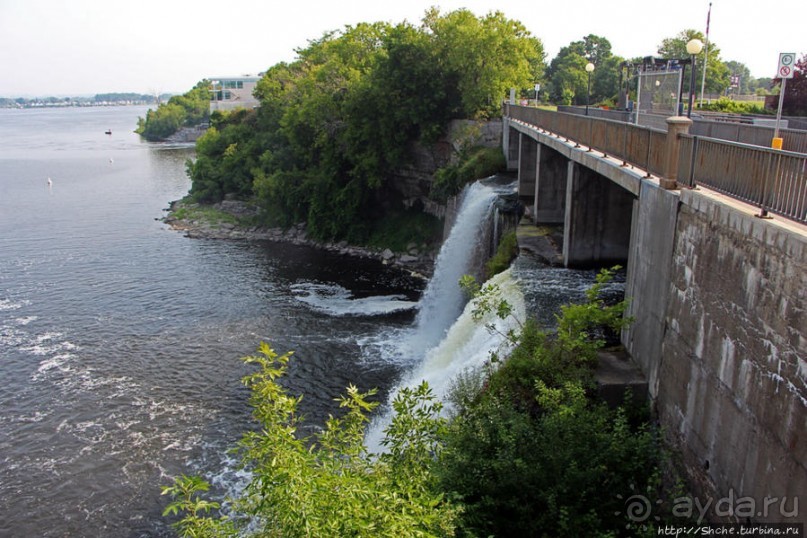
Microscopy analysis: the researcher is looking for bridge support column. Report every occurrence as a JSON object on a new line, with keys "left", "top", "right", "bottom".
{"left": 563, "top": 162, "right": 634, "bottom": 267}
{"left": 517, "top": 133, "right": 537, "bottom": 201}
{"left": 503, "top": 120, "right": 519, "bottom": 171}
{"left": 533, "top": 144, "right": 567, "bottom": 224}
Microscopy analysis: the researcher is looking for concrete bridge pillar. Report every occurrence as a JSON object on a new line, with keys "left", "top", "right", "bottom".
{"left": 517, "top": 133, "right": 537, "bottom": 201}
{"left": 534, "top": 145, "right": 568, "bottom": 224}
{"left": 563, "top": 162, "right": 634, "bottom": 267}
{"left": 503, "top": 121, "right": 519, "bottom": 171}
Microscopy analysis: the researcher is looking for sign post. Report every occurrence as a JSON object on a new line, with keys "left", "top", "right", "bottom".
{"left": 773, "top": 53, "right": 795, "bottom": 149}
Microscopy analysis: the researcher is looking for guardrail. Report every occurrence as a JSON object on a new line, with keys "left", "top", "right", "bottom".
{"left": 505, "top": 104, "right": 807, "bottom": 224}
{"left": 678, "top": 136, "right": 807, "bottom": 223}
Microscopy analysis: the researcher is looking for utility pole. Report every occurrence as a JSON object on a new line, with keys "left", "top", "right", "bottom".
{"left": 699, "top": 2, "right": 712, "bottom": 107}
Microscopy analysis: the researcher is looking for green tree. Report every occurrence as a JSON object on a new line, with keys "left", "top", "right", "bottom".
{"left": 423, "top": 8, "right": 544, "bottom": 118}
{"left": 136, "top": 80, "right": 210, "bottom": 141}
{"left": 439, "top": 269, "right": 661, "bottom": 537}
{"left": 547, "top": 35, "right": 620, "bottom": 105}
{"left": 190, "top": 9, "right": 542, "bottom": 242}
{"left": 657, "top": 30, "right": 730, "bottom": 96}
{"left": 162, "top": 343, "right": 459, "bottom": 537}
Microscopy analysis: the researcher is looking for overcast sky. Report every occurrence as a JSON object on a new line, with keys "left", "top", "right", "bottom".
{"left": 1, "top": 0, "right": 803, "bottom": 97}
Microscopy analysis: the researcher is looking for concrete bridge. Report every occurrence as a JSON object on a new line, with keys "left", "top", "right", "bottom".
{"left": 503, "top": 104, "right": 806, "bottom": 524}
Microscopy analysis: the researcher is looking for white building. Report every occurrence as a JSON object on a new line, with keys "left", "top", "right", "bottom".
{"left": 209, "top": 76, "right": 261, "bottom": 112}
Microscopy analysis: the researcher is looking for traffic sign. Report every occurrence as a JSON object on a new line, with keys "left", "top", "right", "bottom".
{"left": 778, "top": 53, "right": 796, "bottom": 79}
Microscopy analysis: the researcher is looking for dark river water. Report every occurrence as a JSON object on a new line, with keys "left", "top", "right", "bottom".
{"left": 0, "top": 106, "right": 425, "bottom": 537}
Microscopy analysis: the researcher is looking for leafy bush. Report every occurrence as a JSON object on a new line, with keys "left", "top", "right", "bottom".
{"left": 485, "top": 231, "right": 518, "bottom": 278}
{"left": 698, "top": 96, "right": 770, "bottom": 115}
{"left": 431, "top": 146, "right": 506, "bottom": 203}
{"left": 162, "top": 344, "right": 459, "bottom": 537}
{"left": 438, "top": 268, "right": 660, "bottom": 537}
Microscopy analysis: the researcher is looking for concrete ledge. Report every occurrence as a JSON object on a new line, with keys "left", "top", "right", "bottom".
{"left": 679, "top": 187, "right": 807, "bottom": 257}
{"left": 596, "top": 349, "right": 648, "bottom": 408}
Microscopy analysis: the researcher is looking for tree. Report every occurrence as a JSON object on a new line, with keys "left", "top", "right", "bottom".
{"left": 136, "top": 80, "right": 211, "bottom": 141}
{"left": 423, "top": 8, "right": 544, "bottom": 118}
{"left": 546, "top": 35, "right": 620, "bottom": 105}
{"left": 162, "top": 343, "right": 459, "bottom": 537}
{"left": 189, "top": 9, "right": 545, "bottom": 242}
{"left": 724, "top": 60, "right": 751, "bottom": 95}
{"left": 657, "top": 30, "right": 730, "bottom": 96}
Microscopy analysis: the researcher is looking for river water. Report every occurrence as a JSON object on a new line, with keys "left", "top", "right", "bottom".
{"left": 0, "top": 106, "right": 614, "bottom": 537}
{"left": 0, "top": 106, "right": 428, "bottom": 537}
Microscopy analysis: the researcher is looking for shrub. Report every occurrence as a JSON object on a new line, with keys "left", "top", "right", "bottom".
{"left": 438, "top": 267, "right": 659, "bottom": 537}
{"left": 431, "top": 146, "right": 506, "bottom": 202}
{"left": 162, "top": 344, "right": 459, "bottom": 537}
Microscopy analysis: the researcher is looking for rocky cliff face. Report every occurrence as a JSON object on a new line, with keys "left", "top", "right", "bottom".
{"left": 387, "top": 119, "right": 503, "bottom": 219}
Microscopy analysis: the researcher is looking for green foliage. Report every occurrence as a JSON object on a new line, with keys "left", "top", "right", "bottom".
{"left": 163, "top": 343, "right": 459, "bottom": 537}
{"left": 186, "top": 10, "right": 540, "bottom": 242}
{"left": 431, "top": 146, "right": 506, "bottom": 203}
{"left": 439, "top": 268, "right": 659, "bottom": 537}
{"left": 657, "top": 29, "right": 730, "bottom": 95}
{"left": 136, "top": 80, "right": 210, "bottom": 141}
{"left": 546, "top": 35, "right": 623, "bottom": 105}
{"left": 485, "top": 231, "right": 518, "bottom": 278}
{"left": 698, "top": 96, "right": 770, "bottom": 115}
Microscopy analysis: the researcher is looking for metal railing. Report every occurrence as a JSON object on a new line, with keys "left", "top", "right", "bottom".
{"left": 506, "top": 104, "right": 669, "bottom": 178}
{"left": 678, "top": 135, "right": 807, "bottom": 223}
{"left": 506, "top": 104, "right": 807, "bottom": 224}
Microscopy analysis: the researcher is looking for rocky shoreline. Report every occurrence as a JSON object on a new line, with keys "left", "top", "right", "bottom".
{"left": 161, "top": 199, "right": 437, "bottom": 279}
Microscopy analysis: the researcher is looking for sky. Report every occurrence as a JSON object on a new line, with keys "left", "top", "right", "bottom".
{"left": 0, "top": 0, "right": 804, "bottom": 97}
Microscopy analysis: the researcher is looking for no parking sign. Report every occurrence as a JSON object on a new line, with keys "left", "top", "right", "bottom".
{"left": 778, "top": 53, "right": 796, "bottom": 79}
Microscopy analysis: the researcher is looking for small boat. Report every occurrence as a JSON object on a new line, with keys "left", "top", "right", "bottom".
{"left": 105, "top": 129, "right": 112, "bottom": 135}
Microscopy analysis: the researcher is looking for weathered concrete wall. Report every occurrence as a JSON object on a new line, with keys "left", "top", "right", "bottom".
{"left": 518, "top": 134, "right": 537, "bottom": 200}
{"left": 658, "top": 189, "right": 807, "bottom": 521}
{"left": 534, "top": 144, "right": 567, "bottom": 224}
{"left": 563, "top": 161, "right": 634, "bottom": 267}
{"left": 623, "top": 180, "right": 680, "bottom": 396}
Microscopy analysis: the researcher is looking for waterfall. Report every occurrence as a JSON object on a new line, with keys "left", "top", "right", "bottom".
{"left": 404, "top": 181, "right": 500, "bottom": 357}
{"left": 365, "top": 179, "right": 523, "bottom": 453}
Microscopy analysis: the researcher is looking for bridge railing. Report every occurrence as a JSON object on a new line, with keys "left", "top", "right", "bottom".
{"left": 506, "top": 103, "right": 669, "bottom": 178}
{"left": 505, "top": 104, "right": 807, "bottom": 224}
{"left": 678, "top": 135, "right": 807, "bottom": 223}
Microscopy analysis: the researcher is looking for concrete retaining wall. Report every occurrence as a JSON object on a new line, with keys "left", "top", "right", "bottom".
{"left": 657, "top": 189, "right": 807, "bottom": 520}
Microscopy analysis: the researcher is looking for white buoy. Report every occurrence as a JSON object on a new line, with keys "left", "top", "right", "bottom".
{"left": 109, "top": 158, "right": 114, "bottom": 164}
{"left": 47, "top": 177, "right": 53, "bottom": 193}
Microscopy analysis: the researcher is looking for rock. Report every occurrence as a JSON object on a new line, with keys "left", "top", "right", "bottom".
{"left": 399, "top": 255, "right": 420, "bottom": 264}
{"left": 381, "top": 248, "right": 395, "bottom": 261}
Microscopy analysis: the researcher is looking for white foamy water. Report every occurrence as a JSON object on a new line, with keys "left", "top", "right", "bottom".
{"left": 364, "top": 268, "right": 525, "bottom": 452}
{"left": 291, "top": 282, "right": 418, "bottom": 316}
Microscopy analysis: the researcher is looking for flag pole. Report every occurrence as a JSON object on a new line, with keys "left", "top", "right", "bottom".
{"left": 699, "top": 2, "right": 712, "bottom": 107}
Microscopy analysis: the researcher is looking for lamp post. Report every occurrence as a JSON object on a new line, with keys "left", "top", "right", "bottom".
{"left": 585, "top": 62, "right": 595, "bottom": 115}
{"left": 685, "top": 39, "right": 703, "bottom": 118}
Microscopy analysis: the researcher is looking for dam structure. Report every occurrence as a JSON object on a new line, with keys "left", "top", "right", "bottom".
{"left": 503, "top": 103, "right": 806, "bottom": 523}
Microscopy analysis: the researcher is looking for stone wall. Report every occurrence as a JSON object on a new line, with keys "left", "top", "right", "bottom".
{"left": 657, "top": 189, "right": 807, "bottom": 521}
{"left": 388, "top": 119, "right": 503, "bottom": 219}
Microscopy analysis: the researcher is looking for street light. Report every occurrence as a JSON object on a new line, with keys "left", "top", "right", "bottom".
{"left": 585, "top": 62, "right": 595, "bottom": 115}
{"left": 685, "top": 39, "right": 704, "bottom": 118}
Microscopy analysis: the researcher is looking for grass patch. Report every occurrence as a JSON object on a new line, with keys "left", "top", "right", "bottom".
{"left": 486, "top": 231, "right": 518, "bottom": 277}
{"left": 170, "top": 203, "right": 241, "bottom": 226}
